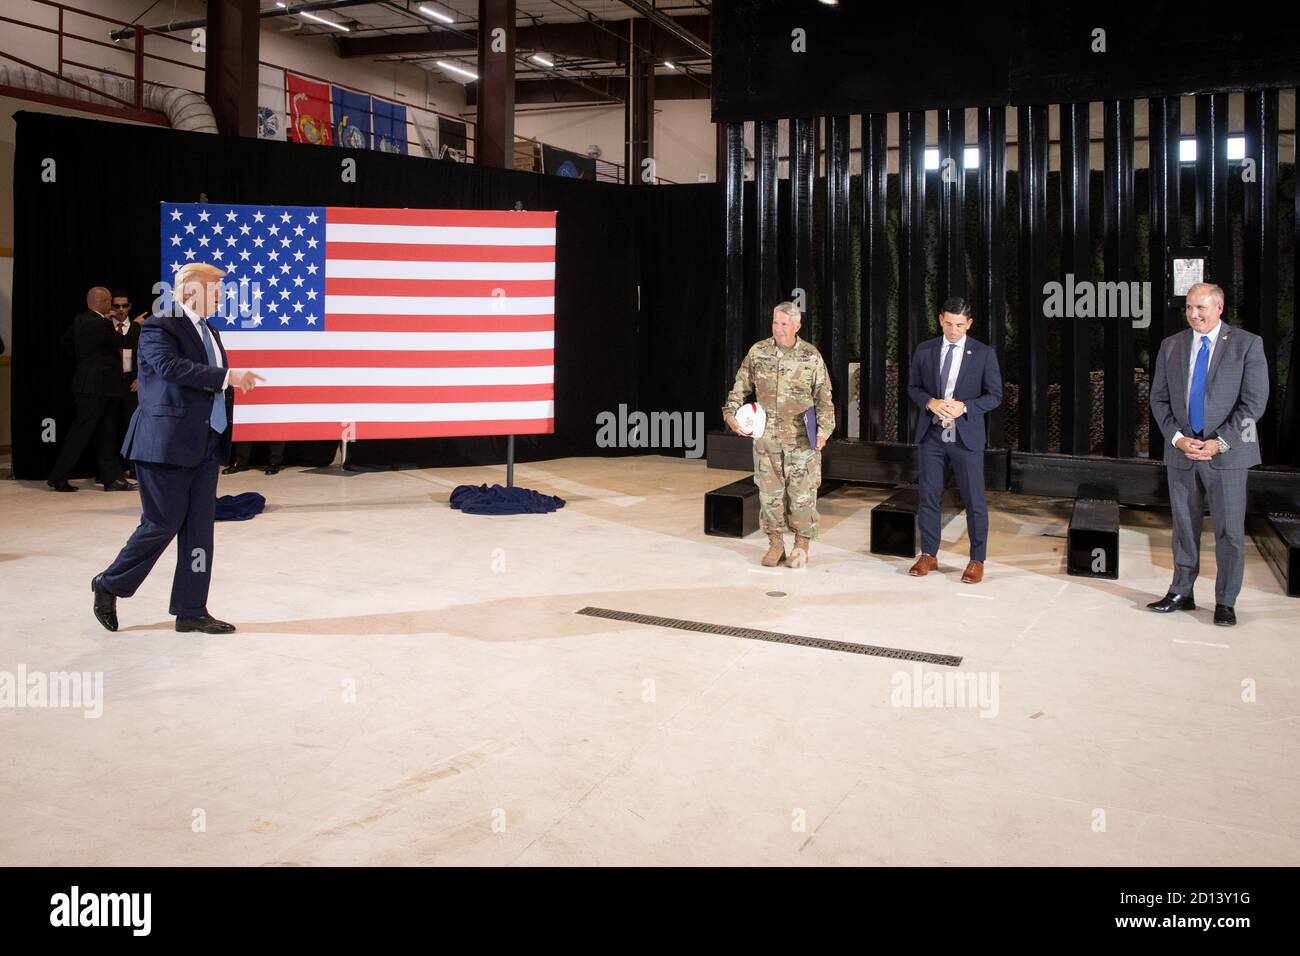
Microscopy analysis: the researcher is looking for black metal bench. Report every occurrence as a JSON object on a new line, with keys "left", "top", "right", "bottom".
{"left": 704, "top": 478, "right": 760, "bottom": 537}
{"left": 1249, "top": 511, "right": 1300, "bottom": 597}
{"left": 1066, "top": 482, "right": 1120, "bottom": 579}
{"left": 1067, "top": 498, "right": 1120, "bottom": 578}
{"left": 704, "top": 477, "right": 842, "bottom": 539}
{"left": 869, "top": 484, "right": 960, "bottom": 557}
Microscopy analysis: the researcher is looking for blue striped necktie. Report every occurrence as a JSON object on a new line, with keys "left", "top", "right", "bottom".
{"left": 198, "top": 319, "right": 228, "bottom": 434}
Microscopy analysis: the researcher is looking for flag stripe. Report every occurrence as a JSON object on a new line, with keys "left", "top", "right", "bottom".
{"left": 222, "top": 331, "right": 552, "bottom": 350}
{"left": 324, "top": 295, "right": 554, "bottom": 316}
{"left": 327, "top": 258, "right": 554, "bottom": 280}
{"left": 325, "top": 315, "right": 554, "bottom": 333}
{"left": 236, "top": 400, "right": 554, "bottom": 423}
{"left": 325, "top": 242, "right": 555, "bottom": 263}
{"left": 237, "top": 383, "right": 554, "bottom": 405}
{"left": 323, "top": 277, "right": 555, "bottom": 297}
{"left": 236, "top": 365, "right": 554, "bottom": 386}
{"left": 326, "top": 207, "right": 556, "bottom": 228}
{"left": 233, "top": 419, "right": 554, "bottom": 441}
{"left": 224, "top": 348, "right": 554, "bottom": 368}
{"left": 325, "top": 223, "right": 555, "bottom": 246}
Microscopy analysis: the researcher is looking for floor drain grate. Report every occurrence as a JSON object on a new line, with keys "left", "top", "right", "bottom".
{"left": 576, "top": 607, "right": 961, "bottom": 666}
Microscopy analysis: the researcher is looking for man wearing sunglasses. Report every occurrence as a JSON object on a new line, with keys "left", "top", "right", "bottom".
{"left": 109, "top": 292, "right": 148, "bottom": 477}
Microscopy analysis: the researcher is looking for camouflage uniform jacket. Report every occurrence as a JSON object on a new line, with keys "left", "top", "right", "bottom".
{"left": 722, "top": 336, "right": 835, "bottom": 446}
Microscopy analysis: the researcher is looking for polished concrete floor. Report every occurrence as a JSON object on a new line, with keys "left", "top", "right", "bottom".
{"left": 1, "top": 454, "right": 1297, "bottom": 866}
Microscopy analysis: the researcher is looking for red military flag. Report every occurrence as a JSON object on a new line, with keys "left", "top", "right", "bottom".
{"left": 287, "top": 73, "right": 333, "bottom": 145}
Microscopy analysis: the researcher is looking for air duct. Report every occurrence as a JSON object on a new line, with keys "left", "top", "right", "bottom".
{"left": 0, "top": 64, "right": 217, "bottom": 132}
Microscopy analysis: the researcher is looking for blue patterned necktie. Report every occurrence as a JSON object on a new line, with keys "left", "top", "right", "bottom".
{"left": 198, "top": 319, "right": 228, "bottom": 434}
{"left": 933, "top": 343, "right": 955, "bottom": 424}
{"left": 1188, "top": 335, "right": 1209, "bottom": 436}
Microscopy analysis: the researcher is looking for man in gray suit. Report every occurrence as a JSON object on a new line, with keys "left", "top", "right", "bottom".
{"left": 1147, "top": 282, "right": 1269, "bottom": 626}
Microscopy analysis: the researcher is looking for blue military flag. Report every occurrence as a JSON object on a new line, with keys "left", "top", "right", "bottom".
{"left": 330, "top": 86, "right": 371, "bottom": 150}
{"left": 371, "top": 98, "right": 408, "bottom": 154}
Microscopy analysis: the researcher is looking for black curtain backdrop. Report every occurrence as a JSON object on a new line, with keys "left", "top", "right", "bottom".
{"left": 636, "top": 183, "right": 726, "bottom": 442}
{"left": 10, "top": 112, "right": 724, "bottom": 479}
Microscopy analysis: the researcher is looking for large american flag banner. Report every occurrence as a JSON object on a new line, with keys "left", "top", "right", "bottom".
{"left": 159, "top": 202, "right": 556, "bottom": 441}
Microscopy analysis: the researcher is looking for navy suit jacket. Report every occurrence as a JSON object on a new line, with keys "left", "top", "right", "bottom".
{"left": 907, "top": 336, "right": 1003, "bottom": 451}
{"left": 121, "top": 311, "right": 233, "bottom": 467}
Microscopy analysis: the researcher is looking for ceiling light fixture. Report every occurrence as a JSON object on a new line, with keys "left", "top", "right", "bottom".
{"left": 299, "top": 10, "right": 349, "bottom": 31}
{"left": 418, "top": 4, "right": 455, "bottom": 23}
{"left": 437, "top": 60, "right": 479, "bottom": 81}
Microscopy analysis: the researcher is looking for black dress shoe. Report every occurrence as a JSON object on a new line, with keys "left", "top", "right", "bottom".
{"left": 176, "top": 614, "right": 236, "bottom": 634}
{"left": 103, "top": 478, "right": 137, "bottom": 491}
{"left": 1214, "top": 604, "right": 1236, "bottom": 626}
{"left": 91, "top": 574, "right": 118, "bottom": 632}
{"left": 222, "top": 463, "right": 247, "bottom": 475}
{"left": 264, "top": 463, "right": 281, "bottom": 475}
{"left": 1147, "top": 592, "right": 1196, "bottom": 612}
{"left": 47, "top": 479, "right": 78, "bottom": 492}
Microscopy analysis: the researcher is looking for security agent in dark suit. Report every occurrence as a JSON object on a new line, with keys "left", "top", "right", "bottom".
{"left": 1147, "top": 282, "right": 1269, "bottom": 627}
{"left": 905, "top": 297, "right": 1004, "bottom": 584}
{"left": 108, "top": 291, "right": 147, "bottom": 476}
{"left": 47, "top": 286, "right": 141, "bottom": 492}
{"left": 91, "top": 263, "right": 266, "bottom": 635}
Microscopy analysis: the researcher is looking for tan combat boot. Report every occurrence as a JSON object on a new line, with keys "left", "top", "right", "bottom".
{"left": 787, "top": 535, "right": 811, "bottom": 568}
{"left": 761, "top": 533, "right": 786, "bottom": 567}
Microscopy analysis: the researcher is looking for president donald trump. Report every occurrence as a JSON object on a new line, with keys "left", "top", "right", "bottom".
{"left": 91, "top": 263, "right": 265, "bottom": 634}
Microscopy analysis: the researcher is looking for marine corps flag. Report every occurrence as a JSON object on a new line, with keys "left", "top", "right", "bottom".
{"left": 287, "top": 73, "right": 333, "bottom": 145}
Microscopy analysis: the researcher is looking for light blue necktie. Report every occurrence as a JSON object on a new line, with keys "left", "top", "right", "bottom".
{"left": 198, "top": 319, "right": 228, "bottom": 434}
{"left": 1188, "top": 335, "right": 1209, "bottom": 436}
{"left": 933, "top": 343, "right": 955, "bottom": 424}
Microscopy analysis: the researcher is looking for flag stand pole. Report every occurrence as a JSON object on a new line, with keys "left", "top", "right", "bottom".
{"left": 505, "top": 199, "right": 524, "bottom": 489}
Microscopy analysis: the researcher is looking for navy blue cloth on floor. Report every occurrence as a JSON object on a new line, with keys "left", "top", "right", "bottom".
{"left": 450, "top": 483, "right": 565, "bottom": 515}
{"left": 215, "top": 491, "right": 266, "bottom": 521}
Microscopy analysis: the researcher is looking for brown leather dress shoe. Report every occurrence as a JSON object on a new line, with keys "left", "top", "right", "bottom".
{"left": 908, "top": 554, "right": 938, "bottom": 576}
{"left": 961, "top": 560, "right": 985, "bottom": 584}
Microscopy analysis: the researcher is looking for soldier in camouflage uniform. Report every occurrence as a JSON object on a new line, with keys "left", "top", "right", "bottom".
{"left": 722, "top": 302, "right": 835, "bottom": 568}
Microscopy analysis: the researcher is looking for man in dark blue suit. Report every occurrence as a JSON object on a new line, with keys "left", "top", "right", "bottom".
{"left": 905, "top": 297, "right": 1003, "bottom": 584}
{"left": 91, "top": 263, "right": 265, "bottom": 634}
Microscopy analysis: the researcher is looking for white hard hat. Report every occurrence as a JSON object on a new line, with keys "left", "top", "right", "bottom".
{"left": 733, "top": 401, "right": 766, "bottom": 439}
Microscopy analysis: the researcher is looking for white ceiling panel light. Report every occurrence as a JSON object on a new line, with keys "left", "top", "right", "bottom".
{"left": 437, "top": 60, "right": 479, "bottom": 82}
{"left": 298, "top": 10, "right": 349, "bottom": 32}
{"left": 418, "top": 5, "right": 455, "bottom": 24}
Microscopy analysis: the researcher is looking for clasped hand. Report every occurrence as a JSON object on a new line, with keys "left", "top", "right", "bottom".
{"left": 929, "top": 398, "right": 966, "bottom": 419}
{"left": 1177, "top": 437, "right": 1220, "bottom": 461}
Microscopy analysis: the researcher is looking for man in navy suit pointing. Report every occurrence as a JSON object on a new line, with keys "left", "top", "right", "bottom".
{"left": 905, "top": 297, "right": 1003, "bottom": 584}
{"left": 91, "top": 263, "right": 265, "bottom": 634}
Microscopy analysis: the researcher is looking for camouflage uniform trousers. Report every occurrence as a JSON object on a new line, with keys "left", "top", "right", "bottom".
{"left": 753, "top": 433, "right": 821, "bottom": 538}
